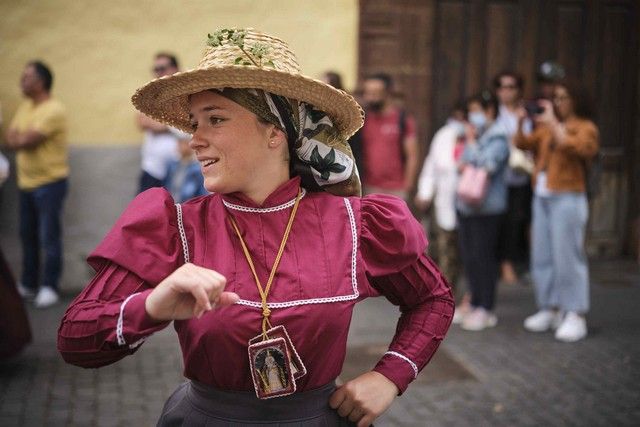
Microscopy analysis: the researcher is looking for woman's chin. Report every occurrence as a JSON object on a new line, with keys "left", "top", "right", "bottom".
{"left": 204, "top": 180, "right": 239, "bottom": 195}
{"left": 203, "top": 179, "right": 222, "bottom": 194}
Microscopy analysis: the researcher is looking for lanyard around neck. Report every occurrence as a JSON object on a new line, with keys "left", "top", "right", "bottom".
{"left": 228, "top": 188, "right": 302, "bottom": 339}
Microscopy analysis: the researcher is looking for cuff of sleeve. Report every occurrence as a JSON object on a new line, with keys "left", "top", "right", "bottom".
{"left": 117, "top": 289, "right": 170, "bottom": 348}
{"left": 373, "top": 351, "right": 419, "bottom": 395}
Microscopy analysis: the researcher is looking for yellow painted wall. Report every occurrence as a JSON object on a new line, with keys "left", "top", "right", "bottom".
{"left": 0, "top": 0, "right": 358, "bottom": 145}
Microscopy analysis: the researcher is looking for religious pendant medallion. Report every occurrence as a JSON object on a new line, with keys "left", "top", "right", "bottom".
{"left": 249, "top": 325, "right": 307, "bottom": 380}
{"left": 248, "top": 337, "right": 296, "bottom": 399}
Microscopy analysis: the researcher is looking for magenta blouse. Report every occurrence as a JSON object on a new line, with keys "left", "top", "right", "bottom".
{"left": 58, "top": 177, "right": 454, "bottom": 394}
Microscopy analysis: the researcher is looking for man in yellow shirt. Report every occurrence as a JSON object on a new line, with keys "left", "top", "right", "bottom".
{"left": 5, "top": 61, "right": 68, "bottom": 308}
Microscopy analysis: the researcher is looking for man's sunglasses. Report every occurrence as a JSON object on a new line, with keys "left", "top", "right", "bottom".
{"left": 153, "top": 65, "right": 171, "bottom": 74}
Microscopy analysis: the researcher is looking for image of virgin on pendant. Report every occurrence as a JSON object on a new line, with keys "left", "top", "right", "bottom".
{"left": 248, "top": 337, "right": 296, "bottom": 399}
{"left": 249, "top": 325, "right": 307, "bottom": 380}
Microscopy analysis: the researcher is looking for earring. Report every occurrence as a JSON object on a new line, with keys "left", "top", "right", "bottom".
{"left": 269, "top": 140, "right": 276, "bottom": 147}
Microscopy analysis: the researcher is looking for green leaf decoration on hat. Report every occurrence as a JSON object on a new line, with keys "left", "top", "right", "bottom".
{"left": 309, "top": 146, "right": 347, "bottom": 181}
{"left": 206, "top": 29, "right": 275, "bottom": 69}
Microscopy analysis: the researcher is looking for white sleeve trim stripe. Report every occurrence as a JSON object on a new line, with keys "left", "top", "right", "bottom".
{"left": 116, "top": 292, "right": 142, "bottom": 346}
{"left": 128, "top": 338, "right": 146, "bottom": 349}
{"left": 175, "top": 203, "right": 190, "bottom": 263}
{"left": 385, "top": 351, "right": 419, "bottom": 379}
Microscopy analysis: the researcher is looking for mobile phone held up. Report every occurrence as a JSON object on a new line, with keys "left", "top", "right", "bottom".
{"left": 525, "top": 100, "right": 545, "bottom": 116}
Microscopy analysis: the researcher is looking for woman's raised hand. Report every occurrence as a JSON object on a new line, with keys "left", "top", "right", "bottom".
{"left": 329, "top": 371, "right": 398, "bottom": 427}
{"left": 535, "top": 99, "right": 556, "bottom": 125}
{"left": 145, "top": 263, "right": 239, "bottom": 321}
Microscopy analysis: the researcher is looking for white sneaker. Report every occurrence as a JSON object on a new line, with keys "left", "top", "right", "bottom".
{"left": 461, "top": 307, "right": 498, "bottom": 331}
{"left": 34, "top": 286, "right": 60, "bottom": 308}
{"left": 17, "top": 282, "right": 36, "bottom": 300}
{"left": 524, "top": 310, "right": 563, "bottom": 332}
{"left": 554, "top": 312, "right": 587, "bottom": 342}
{"left": 452, "top": 303, "right": 472, "bottom": 325}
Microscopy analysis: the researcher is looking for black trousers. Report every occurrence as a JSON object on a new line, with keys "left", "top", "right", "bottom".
{"left": 458, "top": 213, "right": 503, "bottom": 310}
{"left": 499, "top": 184, "right": 532, "bottom": 263}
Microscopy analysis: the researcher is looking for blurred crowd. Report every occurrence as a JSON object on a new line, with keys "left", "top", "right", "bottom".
{"left": 322, "top": 63, "right": 599, "bottom": 343}
{"left": 0, "top": 53, "right": 598, "bottom": 360}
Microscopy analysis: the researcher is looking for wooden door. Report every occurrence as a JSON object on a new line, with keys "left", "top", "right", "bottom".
{"left": 359, "top": 0, "right": 639, "bottom": 257}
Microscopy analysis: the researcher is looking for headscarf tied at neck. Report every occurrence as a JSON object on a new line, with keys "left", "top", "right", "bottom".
{"left": 216, "top": 88, "right": 361, "bottom": 197}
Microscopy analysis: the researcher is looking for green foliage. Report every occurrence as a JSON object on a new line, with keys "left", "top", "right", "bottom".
{"left": 206, "top": 29, "right": 275, "bottom": 69}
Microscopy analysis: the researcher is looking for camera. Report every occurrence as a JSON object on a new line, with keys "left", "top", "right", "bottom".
{"left": 525, "top": 100, "right": 545, "bottom": 116}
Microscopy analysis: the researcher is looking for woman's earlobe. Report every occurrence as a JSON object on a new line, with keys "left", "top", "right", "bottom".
{"left": 268, "top": 127, "right": 287, "bottom": 148}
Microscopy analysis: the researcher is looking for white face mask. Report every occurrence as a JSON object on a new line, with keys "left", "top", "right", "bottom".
{"left": 468, "top": 111, "right": 487, "bottom": 131}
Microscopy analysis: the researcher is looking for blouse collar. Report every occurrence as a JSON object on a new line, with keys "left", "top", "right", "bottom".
{"left": 221, "top": 176, "right": 306, "bottom": 213}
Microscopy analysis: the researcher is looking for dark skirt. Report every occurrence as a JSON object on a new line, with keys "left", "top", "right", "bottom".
{"left": 156, "top": 381, "right": 356, "bottom": 426}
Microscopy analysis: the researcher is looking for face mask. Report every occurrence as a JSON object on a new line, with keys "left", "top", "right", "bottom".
{"left": 468, "top": 111, "right": 487, "bottom": 131}
{"left": 368, "top": 101, "right": 385, "bottom": 112}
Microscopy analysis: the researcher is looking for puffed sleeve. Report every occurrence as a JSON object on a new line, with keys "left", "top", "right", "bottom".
{"left": 360, "top": 195, "right": 428, "bottom": 277}
{"left": 359, "top": 195, "right": 454, "bottom": 394}
{"left": 87, "top": 188, "right": 184, "bottom": 284}
{"left": 58, "top": 188, "right": 182, "bottom": 367}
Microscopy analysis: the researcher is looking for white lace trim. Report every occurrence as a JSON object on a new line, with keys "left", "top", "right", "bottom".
{"left": 236, "top": 197, "right": 359, "bottom": 308}
{"left": 128, "top": 338, "right": 146, "bottom": 349}
{"left": 222, "top": 189, "right": 307, "bottom": 213}
{"left": 385, "top": 351, "right": 419, "bottom": 379}
{"left": 116, "top": 292, "right": 141, "bottom": 346}
{"left": 175, "top": 203, "right": 190, "bottom": 263}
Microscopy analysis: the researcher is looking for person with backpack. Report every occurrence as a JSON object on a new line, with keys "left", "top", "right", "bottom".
{"left": 359, "top": 73, "right": 418, "bottom": 200}
{"left": 514, "top": 80, "right": 599, "bottom": 342}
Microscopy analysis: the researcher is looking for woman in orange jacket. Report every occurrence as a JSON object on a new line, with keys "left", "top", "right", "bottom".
{"left": 514, "top": 80, "right": 599, "bottom": 342}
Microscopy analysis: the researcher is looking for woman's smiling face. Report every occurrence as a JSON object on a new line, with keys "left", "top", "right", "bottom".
{"left": 188, "top": 90, "right": 276, "bottom": 195}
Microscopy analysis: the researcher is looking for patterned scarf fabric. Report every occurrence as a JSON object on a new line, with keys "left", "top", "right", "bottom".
{"left": 217, "top": 88, "right": 361, "bottom": 197}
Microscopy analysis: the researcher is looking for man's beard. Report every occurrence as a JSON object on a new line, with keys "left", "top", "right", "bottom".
{"left": 368, "top": 101, "right": 384, "bottom": 112}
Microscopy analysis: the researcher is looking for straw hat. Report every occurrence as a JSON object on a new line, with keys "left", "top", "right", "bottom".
{"left": 132, "top": 28, "right": 364, "bottom": 138}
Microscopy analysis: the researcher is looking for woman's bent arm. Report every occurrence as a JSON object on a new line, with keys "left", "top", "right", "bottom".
{"left": 369, "top": 255, "right": 454, "bottom": 394}
{"left": 58, "top": 262, "right": 170, "bottom": 368}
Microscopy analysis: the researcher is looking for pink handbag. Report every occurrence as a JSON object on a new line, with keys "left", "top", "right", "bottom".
{"left": 457, "top": 165, "right": 489, "bottom": 205}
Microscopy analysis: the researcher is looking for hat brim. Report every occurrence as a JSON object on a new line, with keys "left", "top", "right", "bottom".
{"left": 132, "top": 66, "right": 364, "bottom": 138}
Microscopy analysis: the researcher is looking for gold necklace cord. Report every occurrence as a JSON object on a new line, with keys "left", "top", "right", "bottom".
{"left": 228, "top": 188, "right": 302, "bottom": 338}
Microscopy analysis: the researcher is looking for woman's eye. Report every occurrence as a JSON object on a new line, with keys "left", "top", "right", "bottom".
{"left": 209, "top": 116, "right": 224, "bottom": 126}
{"left": 190, "top": 122, "right": 198, "bottom": 131}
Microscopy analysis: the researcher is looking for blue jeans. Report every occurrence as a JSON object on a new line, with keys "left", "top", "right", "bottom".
{"left": 19, "top": 178, "right": 68, "bottom": 292}
{"left": 531, "top": 192, "right": 589, "bottom": 313}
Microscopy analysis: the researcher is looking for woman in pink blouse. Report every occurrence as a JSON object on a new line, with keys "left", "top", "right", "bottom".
{"left": 58, "top": 29, "right": 453, "bottom": 426}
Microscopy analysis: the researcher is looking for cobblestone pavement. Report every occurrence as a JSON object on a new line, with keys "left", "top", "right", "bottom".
{"left": 0, "top": 260, "right": 638, "bottom": 426}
